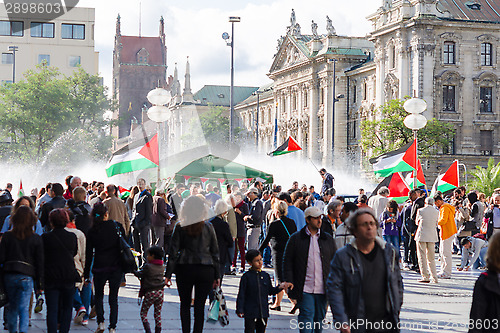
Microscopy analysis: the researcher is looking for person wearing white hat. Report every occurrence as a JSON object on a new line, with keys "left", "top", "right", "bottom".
{"left": 244, "top": 187, "right": 263, "bottom": 251}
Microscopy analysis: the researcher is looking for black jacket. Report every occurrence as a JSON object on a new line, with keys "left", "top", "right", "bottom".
{"left": 134, "top": 261, "right": 165, "bottom": 296}
{"left": 469, "top": 271, "right": 500, "bottom": 333}
{"left": 68, "top": 200, "right": 92, "bottom": 235}
{"left": 132, "top": 190, "right": 153, "bottom": 228}
{"left": 484, "top": 208, "right": 499, "bottom": 240}
{"left": 210, "top": 216, "right": 233, "bottom": 273}
{"left": 40, "top": 196, "right": 66, "bottom": 228}
{"left": 283, "top": 226, "right": 337, "bottom": 300}
{"left": 165, "top": 221, "right": 220, "bottom": 280}
{"left": 259, "top": 216, "right": 297, "bottom": 258}
{"left": 247, "top": 198, "right": 263, "bottom": 227}
{"left": 84, "top": 220, "right": 123, "bottom": 279}
{"left": 236, "top": 269, "right": 282, "bottom": 319}
{"left": 0, "top": 206, "right": 12, "bottom": 232}
{"left": 42, "top": 228, "right": 78, "bottom": 288}
{"left": 0, "top": 231, "right": 44, "bottom": 291}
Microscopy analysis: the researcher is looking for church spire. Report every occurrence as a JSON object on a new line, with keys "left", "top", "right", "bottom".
{"left": 116, "top": 14, "right": 121, "bottom": 37}
{"left": 182, "top": 56, "right": 195, "bottom": 103}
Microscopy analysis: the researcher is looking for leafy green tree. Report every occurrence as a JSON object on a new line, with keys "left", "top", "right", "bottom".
{"left": 360, "top": 98, "right": 455, "bottom": 157}
{"left": 467, "top": 158, "right": 500, "bottom": 196}
{"left": 0, "top": 64, "right": 114, "bottom": 162}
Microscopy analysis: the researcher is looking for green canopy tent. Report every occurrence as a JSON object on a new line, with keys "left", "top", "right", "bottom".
{"left": 172, "top": 154, "right": 274, "bottom": 184}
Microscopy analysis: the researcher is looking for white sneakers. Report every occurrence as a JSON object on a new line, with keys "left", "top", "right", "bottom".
{"left": 95, "top": 322, "right": 106, "bottom": 333}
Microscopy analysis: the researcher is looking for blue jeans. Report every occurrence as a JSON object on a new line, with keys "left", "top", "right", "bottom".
{"left": 297, "top": 293, "right": 327, "bottom": 333}
{"left": 45, "top": 286, "right": 76, "bottom": 333}
{"left": 73, "top": 282, "right": 92, "bottom": 320}
{"left": 3, "top": 274, "right": 33, "bottom": 333}
{"left": 472, "top": 247, "right": 488, "bottom": 269}
{"left": 383, "top": 235, "right": 399, "bottom": 250}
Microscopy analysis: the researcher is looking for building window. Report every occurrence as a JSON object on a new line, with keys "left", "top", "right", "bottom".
{"left": 292, "top": 94, "right": 297, "bottom": 110}
{"left": 304, "top": 90, "right": 308, "bottom": 108}
{"left": 480, "top": 130, "right": 493, "bottom": 155}
{"left": 363, "top": 83, "right": 367, "bottom": 100}
{"left": 443, "top": 41, "right": 456, "bottom": 64}
{"left": 390, "top": 45, "right": 396, "bottom": 69}
{"left": 69, "top": 55, "right": 81, "bottom": 67}
{"left": 30, "top": 22, "right": 54, "bottom": 38}
{"left": 320, "top": 88, "right": 324, "bottom": 105}
{"left": 1, "top": 53, "right": 13, "bottom": 64}
{"left": 61, "top": 24, "right": 85, "bottom": 39}
{"left": 0, "top": 21, "right": 23, "bottom": 36}
{"left": 480, "top": 86, "right": 493, "bottom": 113}
{"left": 443, "top": 135, "right": 456, "bottom": 155}
{"left": 481, "top": 43, "right": 493, "bottom": 66}
{"left": 352, "top": 85, "right": 357, "bottom": 104}
{"left": 38, "top": 54, "right": 50, "bottom": 65}
{"left": 443, "top": 85, "right": 456, "bottom": 112}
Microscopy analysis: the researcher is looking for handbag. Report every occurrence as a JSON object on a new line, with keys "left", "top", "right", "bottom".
{"left": 214, "top": 286, "right": 229, "bottom": 327}
{"left": 113, "top": 221, "right": 138, "bottom": 273}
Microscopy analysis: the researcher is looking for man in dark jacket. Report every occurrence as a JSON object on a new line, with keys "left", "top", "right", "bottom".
{"left": 132, "top": 178, "right": 153, "bottom": 265}
{"left": 483, "top": 193, "right": 500, "bottom": 240}
{"left": 319, "top": 168, "right": 334, "bottom": 195}
{"left": 327, "top": 208, "right": 403, "bottom": 333}
{"left": 0, "top": 190, "right": 13, "bottom": 232}
{"left": 283, "top": 206, "right": 337, "bottom": 332}
{"left": 244, "top": 187, "right": 263, "bottom": 251}
{"left": 40, "top": 183, "right": 66, "bottom": 231}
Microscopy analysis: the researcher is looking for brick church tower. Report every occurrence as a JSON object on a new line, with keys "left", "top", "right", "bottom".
{"left": 112, "top": 15, "right": 168, "bottom": 139}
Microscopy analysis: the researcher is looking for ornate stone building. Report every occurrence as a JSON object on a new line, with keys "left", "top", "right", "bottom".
{"left": 237, "top": 1, "right": 500, "bottom": 176}
{"left": 236, "top": 11, "right": 373, "bottom": 166}
{"left": 112, "top": 15, "right": 168, "bottom": 141}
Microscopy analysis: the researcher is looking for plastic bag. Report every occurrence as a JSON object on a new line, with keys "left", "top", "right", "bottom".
{"left": 207, "top": 299, "right": 220, "bottom": 322}
{"left": 214, "top": 286, "right": 229, "bottom": 327}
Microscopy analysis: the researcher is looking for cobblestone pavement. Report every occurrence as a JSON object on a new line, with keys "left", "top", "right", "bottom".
{"left": 20, "top": 253, "right": 478, "bottom": 332}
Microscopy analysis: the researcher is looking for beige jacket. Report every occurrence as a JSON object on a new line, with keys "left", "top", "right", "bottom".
{"left": 415, "top": 205, "right": 439, "bottom": 243}
{"left": 65, "top": 227, "right": 86, "bottom": 290}
{"left": 104, "top": 196, "right": 131, "bottom": 236}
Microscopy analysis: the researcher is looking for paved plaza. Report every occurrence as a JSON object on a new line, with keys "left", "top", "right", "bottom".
{"left": 23, "top": 254, "right": 478, "bottom": 333}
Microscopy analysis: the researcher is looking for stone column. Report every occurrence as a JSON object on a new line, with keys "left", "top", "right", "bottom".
{"left": 309, "top": 79, "right": 320, "bottom": 161}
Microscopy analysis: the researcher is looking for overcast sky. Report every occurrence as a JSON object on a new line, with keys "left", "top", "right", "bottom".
{"left": 78, "top": 0, "right": 379, "bottom": 92}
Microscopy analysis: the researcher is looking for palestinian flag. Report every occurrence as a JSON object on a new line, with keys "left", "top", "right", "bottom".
{"left": 18, "top": 180, "right": 24, "bottom": 198}
{"left": 431, "top": 160, "right": 459, "bottom": 196}
{"left": 118, "top": 186, "right": 131, "bottom": 199}
{"left": 371, "top": 172, "right": 411, "bottom": 204}
{"left": 268, "top": 136, "right": 301, "bottom": 156}
{"left": 369, "top": 140, "right": 417, "bottom": 177}
{"left": 404, "top": 159, "right": 426, "bottom": 188}
{"left": 105, "top": 134, "right": 159, "bottom": 177}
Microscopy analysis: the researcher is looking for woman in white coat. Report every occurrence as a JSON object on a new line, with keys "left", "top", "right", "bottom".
{"left": 415, "top": 197, "right": 440, "bottom": 283}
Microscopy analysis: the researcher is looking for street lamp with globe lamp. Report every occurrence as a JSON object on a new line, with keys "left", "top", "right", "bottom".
{"left": 147, "top": 87, "right": 171, "bottom": 185}
{"left": 403, "top": 98, "right": 427, "bottom": 190}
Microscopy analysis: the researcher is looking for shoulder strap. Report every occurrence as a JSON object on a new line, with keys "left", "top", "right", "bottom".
{"left": 280, "top": 219, "right": 291, "bottom": 237}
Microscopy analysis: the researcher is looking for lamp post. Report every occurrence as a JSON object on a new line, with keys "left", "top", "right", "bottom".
{"left": 147, "top": 87, "right": 172, "bottom": 185}
{"left": 403, "top": 98, "right": 428, "bottom": 190}
{"left": 8, "top": 46, "right": 18, "bottom": 83}
{"left": 222, "top": 16, "right": 240, "bottom": 143}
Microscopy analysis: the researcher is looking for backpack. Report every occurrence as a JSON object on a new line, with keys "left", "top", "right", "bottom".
{"left": 472, "top": 233, "right": 486, "bottom": 241}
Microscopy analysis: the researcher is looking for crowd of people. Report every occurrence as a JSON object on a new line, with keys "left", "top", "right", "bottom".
{"left": 0, "top": 167, "right": 498, "bottom": 333}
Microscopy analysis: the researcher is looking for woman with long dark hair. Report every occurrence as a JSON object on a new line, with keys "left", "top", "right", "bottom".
{"left": 165, "top": 196, "right": 220, "bottom": 333}
{"left": 84, "top": 203, "right": 124, "bottom": 333}
{"left": 0, "top": 206, "right": 44, "bottom": 333}
{"left": 42, "top": 208, "right": 78, "bottom": 333}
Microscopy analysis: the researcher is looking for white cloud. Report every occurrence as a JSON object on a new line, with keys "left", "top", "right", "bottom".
{"left": 79, "top": 0, "right": 378, "bottom": 92}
